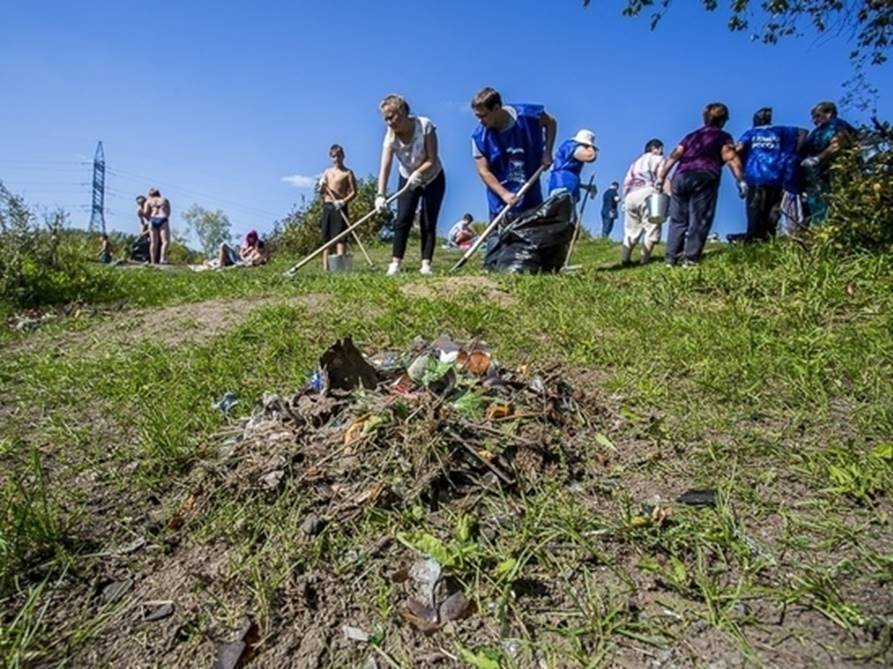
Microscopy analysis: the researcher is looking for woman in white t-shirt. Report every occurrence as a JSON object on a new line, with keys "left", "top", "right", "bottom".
{"left": 375, "top": 94, "right": 446, "bottom": 275}
{"left": 621, "top": 138, "right": 665, "bottom": 265}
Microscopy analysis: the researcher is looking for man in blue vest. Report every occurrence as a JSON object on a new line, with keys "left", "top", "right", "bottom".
{"left": 736, "top": 107, "right": 806, "bottom": 241}
{"left": 471, "top": 87, "right": 557, "bottom": 219}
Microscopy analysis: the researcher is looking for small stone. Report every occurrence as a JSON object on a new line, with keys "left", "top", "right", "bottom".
{"left": 300, "top": 513, "right": 325, "bottom": 537}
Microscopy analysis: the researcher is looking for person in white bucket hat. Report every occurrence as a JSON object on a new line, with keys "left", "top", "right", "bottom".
{"left": 548, "top": 129, "right": 598, "bottom": 205}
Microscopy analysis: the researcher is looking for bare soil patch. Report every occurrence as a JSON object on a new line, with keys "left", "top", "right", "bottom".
{"left": 400, "top": 276, "right": 515, "bottom": 306}
{"left": 5, "top": 293, "right": 332, "bottom": 357}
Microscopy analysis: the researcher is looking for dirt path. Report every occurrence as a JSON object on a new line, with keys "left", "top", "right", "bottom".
{"left": 5, "top": 293, "right": 332, "bottom": 357}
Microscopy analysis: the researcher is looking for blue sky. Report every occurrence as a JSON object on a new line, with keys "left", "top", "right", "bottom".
{"left": 1, "top": 1, "right": 890, "bottom": 244}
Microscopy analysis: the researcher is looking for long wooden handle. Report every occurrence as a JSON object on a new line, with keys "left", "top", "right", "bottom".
{"left": 284, "top": 183, "right": 411, "bottom": 276}
{"left": 563, "top": 173, "right": 595, "bottom": 268}
{"left": 450, "top": 166, "right": 546, "bottom": 273}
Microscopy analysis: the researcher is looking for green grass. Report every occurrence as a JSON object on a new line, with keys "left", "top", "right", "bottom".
{"left": 1, "top": 238, "right": 891, "bottom": 667}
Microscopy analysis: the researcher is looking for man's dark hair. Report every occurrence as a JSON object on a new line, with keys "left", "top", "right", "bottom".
{"left": 471, "top": 87, "right": 502, "bottom": 111}
{"left": 463, "top": 213, "right": 473, "bottom": 221}
{"left": 610, "top": 181, "right": 619, "bottom": 188}
{"left": 329, "top": 144, "right": 344, "bottom": 155}
{"left": 644, "top": 138, "right": 663, "bottom": 153}
{"left": 812, "top": 101, "right": 837, "bottom": 118}
{"left": 703, "top": 102, "right": 730, "bottom": 128}
{"left": 753, "top": 107, "right": 773, "bottom": 126}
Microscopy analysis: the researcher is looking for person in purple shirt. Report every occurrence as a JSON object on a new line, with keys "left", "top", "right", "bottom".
{"left": 657, "top": 102, "right": 746, "bottom": 266}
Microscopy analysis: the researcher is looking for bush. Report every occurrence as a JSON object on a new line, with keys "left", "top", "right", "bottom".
{"left": 815, "top": 119, "right": 893, "bottom": 253}
{"left": 270, "top": 175, "right": 391, "bottom": 256}
{"left": 0, "top": 184, "right": 115, "bottom": 310}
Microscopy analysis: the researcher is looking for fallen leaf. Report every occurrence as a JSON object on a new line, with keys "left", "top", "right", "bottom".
{"left": 458, "top": 350, "right": 491, "bottom": 375}
{"left": 344, "top": 417, "right": 368, "bottom": 446}
{"left": 486, "top": 403, "right": 511, "bottom": 421}
{"left": 439, "top": 591, "right": 474, "bottom": 623}
{"left": 400, "top": 599, "right": 440, "bottom": 634}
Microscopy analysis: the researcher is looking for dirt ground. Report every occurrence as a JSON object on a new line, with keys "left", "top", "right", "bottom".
{"left": 5, "top": 294, "right": 332, "bottom": 357}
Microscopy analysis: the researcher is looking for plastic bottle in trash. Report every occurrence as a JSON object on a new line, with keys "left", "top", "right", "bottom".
{"left": 308, "top": 370, "right": 327, "bottom": 392}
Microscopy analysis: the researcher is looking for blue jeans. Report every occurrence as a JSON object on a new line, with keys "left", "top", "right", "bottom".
{"left": 601, "top": 214, "right": 616, "bottom": 238}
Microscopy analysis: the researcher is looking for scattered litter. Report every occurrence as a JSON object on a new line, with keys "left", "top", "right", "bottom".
{"left": 342, "top": 625, "right": 370, "bottom": 643}
{"left": 676, "top": 489, "right": 717, "bottom": 507}
{"left": 319, "top": 337, "right": 378, "bottom": 391}
{"left": 409, "top": 557, "right": 442, "bottom": 607}
{"left": 212, "top": 392, "right": 240, "bottom": 414}
{"left": 10, "top": 311, "right": 57, "bottom": 332}
{"left": 300, "top": 513, "right": 325, "bottom": 537}
{"left": 211, "top": 618, "right": 258, "bottom": 669}
{"left": 142, "top": 601, "right": 174, "bottom": 622}
{"left": 100, "top": 579, "right": 132, "bottom": 604}
{"left": 439, "top": 591, "right": 474, "bottom": 623}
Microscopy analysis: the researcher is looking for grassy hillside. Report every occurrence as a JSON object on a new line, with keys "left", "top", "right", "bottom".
{"left": 1, "top": 239, "right": 891, "bottom": 667}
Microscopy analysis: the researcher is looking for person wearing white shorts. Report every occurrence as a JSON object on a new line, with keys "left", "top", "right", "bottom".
{"left": 621, "top": 138, "right": 665, "bottom": 265}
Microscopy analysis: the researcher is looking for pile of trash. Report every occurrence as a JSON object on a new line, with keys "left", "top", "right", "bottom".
{"left": 206, "top": 336, "right": 595, "bottom": 518}
{"left": 156, "top": 337, "right": 610, "bottom": 666}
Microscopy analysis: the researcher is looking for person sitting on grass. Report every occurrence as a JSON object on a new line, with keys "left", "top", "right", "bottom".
{"left": 97, "top": 234, "right": 113, "bottom": 264}
{"left": 448, "top": 213, "right": 476, "bottom": 249}
{"left": 218, "top": 230, "right": 268, "bottom": 268}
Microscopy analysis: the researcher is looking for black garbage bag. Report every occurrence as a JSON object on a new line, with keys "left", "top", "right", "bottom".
{"left": 484, "top": 192, "right": 575, "bottom": 273}
{"left": 131, "top": 235, "right": 150, "bottom": 262}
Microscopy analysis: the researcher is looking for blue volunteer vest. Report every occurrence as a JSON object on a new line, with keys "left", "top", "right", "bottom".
{"left": 473, "top": 103, "right": 545, "bottom": 217}
{"left": 548, "top": 139, "right": 585, "bottom": 201}
{"left": 739, "top": 125, "right": 802, "bottom": 187}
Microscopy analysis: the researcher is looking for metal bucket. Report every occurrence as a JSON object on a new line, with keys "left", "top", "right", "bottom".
{"left": 645, "top": 192, "right": 670, "bottom": 223}
{"left": 328, "top": 254, "right": 353, "bottom": 273}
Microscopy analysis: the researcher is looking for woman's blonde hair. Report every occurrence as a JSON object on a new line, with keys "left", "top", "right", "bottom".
{"left": 379, "top": 94, "right": 410, "bottom": 116}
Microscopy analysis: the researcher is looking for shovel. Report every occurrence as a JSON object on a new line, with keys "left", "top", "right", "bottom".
{"left": 450, "top": 166, "right": 546, "bottom": 273}
{"left": 284, "top": 183, "right": 411, "bottom": 277}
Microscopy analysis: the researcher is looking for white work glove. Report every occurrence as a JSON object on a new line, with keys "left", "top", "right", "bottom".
{"left": 316, "top": 175, "right": 326, "bottom": 192}
{"left": 407, "top": 171, "right": 424, "bottom": 189}
{"left": 374, "top": 195, "right": 387, "bottom": 213}
{"left": 801, "top": 156, "right": 820, "bottom": 169}
{"left": 333, "top": 199, "right": 344, "bottom": 210}
{"left": 737, "top": 180, "right": 749, "bottom": 199}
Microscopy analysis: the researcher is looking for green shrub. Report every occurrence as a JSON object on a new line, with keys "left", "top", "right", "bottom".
{"left": 815, "top": 119, "right": 893, "bottom": 253}
{"left": 0, "top": 184, "right": 115, "bottom": 309}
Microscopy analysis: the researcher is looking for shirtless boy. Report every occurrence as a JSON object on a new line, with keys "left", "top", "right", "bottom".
{"left": 317, "top": 145, "right": 357, "bottom": 270}
{"left": 142, "top": 188, "right": 171, "bottom": 264}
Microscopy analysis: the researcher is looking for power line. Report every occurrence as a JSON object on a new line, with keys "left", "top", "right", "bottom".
{"left": 109, "top": 168, "right": 282, "bottom": 219}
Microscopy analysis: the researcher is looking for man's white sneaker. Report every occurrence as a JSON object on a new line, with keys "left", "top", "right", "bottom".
{"left": 419, "top": 264, "right": 433, "bottom": 275}
{"left": 386, "top": 262, "right": 400, "bottom": 276}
